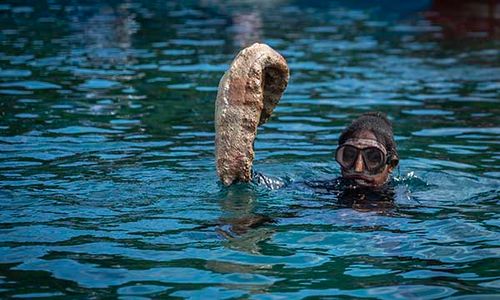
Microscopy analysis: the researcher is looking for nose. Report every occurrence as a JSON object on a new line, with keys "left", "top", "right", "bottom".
{"left": 354, "top": 153, "right": 365, "bottom": 173}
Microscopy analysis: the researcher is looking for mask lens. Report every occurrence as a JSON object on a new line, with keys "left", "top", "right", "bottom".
{"left": 363, "top": 148, "right": 384, "bottom": 171}
{"left": 338, "top": 145, "right": 358, "bottom": 168}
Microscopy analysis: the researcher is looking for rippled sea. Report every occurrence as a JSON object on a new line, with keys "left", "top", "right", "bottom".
{"left": 1, "top": 0, "right": 499, "bottom": 299}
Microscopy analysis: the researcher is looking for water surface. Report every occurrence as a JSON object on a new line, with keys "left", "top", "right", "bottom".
{"left": 0, "top": 0, "right": 499, "bottom": 299}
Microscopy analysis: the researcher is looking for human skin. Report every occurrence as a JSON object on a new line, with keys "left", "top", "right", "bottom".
{"left": 339, "top": 130, "right": 394, "bottom": 187}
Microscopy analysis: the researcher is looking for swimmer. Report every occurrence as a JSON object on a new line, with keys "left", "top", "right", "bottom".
{"left": 250, "top": 111, "right": 399, "bottom": 193}
{"left": 215, "top": 43, "right": 399, "bottom": 190}
{"left": 335, "top": 111, "right": 399, "bottom": 187}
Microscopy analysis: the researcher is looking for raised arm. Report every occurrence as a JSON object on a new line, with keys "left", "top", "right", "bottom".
{"left": 215, "top": 43, "right": 289, "bottom": 186}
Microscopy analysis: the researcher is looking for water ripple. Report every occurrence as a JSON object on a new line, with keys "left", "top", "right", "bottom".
{"left": 0, "top": 0, "right": 499, "bottom": 298}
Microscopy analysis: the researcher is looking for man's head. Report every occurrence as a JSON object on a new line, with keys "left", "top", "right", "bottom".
{"left": 336, "top": 112, "right": 399, "bottom": 187}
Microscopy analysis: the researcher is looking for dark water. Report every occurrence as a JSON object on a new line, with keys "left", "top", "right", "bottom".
{"left": 1, "top": 0, "right": 499, "bottom": 298}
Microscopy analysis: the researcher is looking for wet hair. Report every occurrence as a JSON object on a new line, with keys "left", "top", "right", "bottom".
{"left": 338, "top": 112, "right": 399, "bottom": 167}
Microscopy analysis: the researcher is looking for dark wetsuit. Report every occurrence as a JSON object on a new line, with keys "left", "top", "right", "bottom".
{"left": 252, "top": 170, "right": 396, "bottom": 210}
{"left": 216, "top": 171, "right": 401, "bottom": 239}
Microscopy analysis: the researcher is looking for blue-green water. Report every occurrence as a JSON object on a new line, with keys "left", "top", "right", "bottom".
{"left": 1, "top": 0, "right": 499, "bottom": 298}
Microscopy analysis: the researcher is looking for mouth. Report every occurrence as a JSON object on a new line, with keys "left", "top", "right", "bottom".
{"left": 343, "top": 173, "right": 376, "bottom": 186}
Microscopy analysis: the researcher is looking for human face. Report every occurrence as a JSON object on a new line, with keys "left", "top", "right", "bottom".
{"left": 337, "top": 130, "right": 394, "bottom": 187}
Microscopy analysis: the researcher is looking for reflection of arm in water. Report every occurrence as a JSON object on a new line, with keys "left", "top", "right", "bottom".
{"left": 215, "top": 43, "right": 399, "bottom": 190}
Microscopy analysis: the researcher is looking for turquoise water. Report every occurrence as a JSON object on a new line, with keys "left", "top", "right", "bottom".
{"left": 1, "top": 0, "right": 499, "bottom": 298}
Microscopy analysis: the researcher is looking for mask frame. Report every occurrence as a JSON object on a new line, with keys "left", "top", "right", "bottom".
{"left": 335, "top": 138, "right": 389, "bottom": 175}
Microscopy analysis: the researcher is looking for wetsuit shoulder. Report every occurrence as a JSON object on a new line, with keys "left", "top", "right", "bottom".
{"left": 301, "top": 177, "right": 344, "bottom": 194}
{"left": 252, "top": 170, "right": 287, "bottom": 190}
